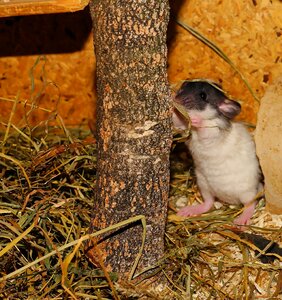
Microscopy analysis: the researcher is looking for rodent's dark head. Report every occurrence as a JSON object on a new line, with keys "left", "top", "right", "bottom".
{"left": 175, "top": 80, "right": 241, "bottom": 119}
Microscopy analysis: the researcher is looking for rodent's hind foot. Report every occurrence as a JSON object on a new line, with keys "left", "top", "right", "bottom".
{"left": 177, "top": 200, "right": 213, "bottom": 217}
{"left": 234, "top": 201, "right": 257, "bottom": 226}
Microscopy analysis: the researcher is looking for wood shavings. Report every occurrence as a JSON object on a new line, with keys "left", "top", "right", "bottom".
{"left": 168, "top": 0, "right": 282, "bottom": 124}
{"left": 0, "top": 0, "right": 281, "bottom": 129}
{"left": 252, "top": 203, "right": 282, "bottom": 232}
{"left": 0, "top": 10, "right": 95, "bottom": 130}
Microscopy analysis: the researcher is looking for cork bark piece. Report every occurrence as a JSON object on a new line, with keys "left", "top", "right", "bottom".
{"left": 255, "top": 76, "right": 282, "bottom": 214}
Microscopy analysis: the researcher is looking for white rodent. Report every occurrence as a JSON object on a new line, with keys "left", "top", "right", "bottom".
{"left": 173, "top": 80, "right": 262, "bottom": 225}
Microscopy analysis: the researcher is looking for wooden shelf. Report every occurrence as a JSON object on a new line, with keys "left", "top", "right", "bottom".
{"left": 0, "top": 0, "right": 90, "bottom": 17}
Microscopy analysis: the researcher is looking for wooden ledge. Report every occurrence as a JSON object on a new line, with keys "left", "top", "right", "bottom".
{"left": 0, "top": 0, "right": 90, "bottom": 17}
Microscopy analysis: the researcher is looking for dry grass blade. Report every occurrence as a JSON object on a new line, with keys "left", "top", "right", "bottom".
{"left": 0, "top": 215, "right": 38, "bottom": 257}
{"left": 3, "top": 92, "right": 19, "bottom": 144}
{"left": 0, "top": 96, "right": 52, "bottom": 113}
{"left": 0, "top": 152, "right": 31, "bottom": 188}
{"left": 172, "top": 102, "right": 191, "bottom": 144}
{"left": 176, "top": 19, "right": 259, "bottom": 103}
{"left": 0, "top": 217, "right": 146, "bottom": 283}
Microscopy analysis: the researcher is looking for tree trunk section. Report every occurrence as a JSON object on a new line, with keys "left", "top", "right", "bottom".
{"left": 87, "top": 0, "right": 172, "bottom": 279}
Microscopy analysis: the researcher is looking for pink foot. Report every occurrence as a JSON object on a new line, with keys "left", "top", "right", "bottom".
{"left": 234, "top": 201, "right": 257, "bottom": 226}
{"left": 177, "top": 200, "right": 213, "bottom": 217}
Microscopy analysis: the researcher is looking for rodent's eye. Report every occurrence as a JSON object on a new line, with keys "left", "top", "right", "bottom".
{"left": 200, "top": 92, "right": 207, "bottom": 101}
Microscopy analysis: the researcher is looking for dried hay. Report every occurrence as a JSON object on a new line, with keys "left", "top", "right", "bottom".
{"left": 0, "top": 117, "right": 101, "bottom": 299}
{"left": 0, "top": 107, "right": 281, "bottom": 299}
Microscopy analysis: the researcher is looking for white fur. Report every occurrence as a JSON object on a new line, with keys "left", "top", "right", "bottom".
{"left": 187, "top": 109, "right": 261, "bottom": 206}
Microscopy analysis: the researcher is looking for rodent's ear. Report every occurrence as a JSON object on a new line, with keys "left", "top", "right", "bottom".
{"left": 218, "top": 99, "right": 241, "bottom": 119}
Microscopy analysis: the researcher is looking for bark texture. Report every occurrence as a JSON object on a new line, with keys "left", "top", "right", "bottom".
{"left": 87, "top": 0, "right": 172, "bottom": 278}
